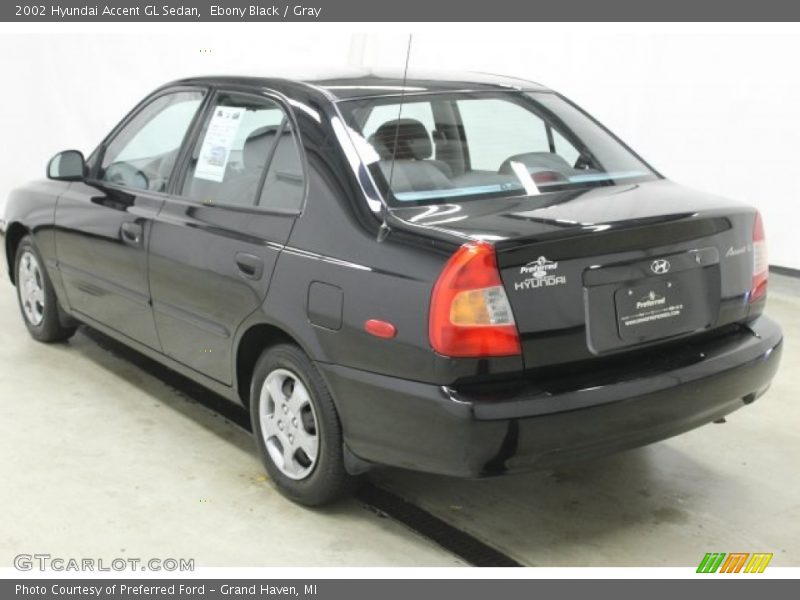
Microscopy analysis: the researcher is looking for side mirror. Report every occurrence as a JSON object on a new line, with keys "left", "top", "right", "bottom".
{"left": 47, "top": 150, "right": 86, "bottom": 181}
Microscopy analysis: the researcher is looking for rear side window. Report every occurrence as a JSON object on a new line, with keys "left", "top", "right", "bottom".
{"left": 99, "top": 90, "right": 205, "bottom": 192}
{"left": 181, "top": 92, "right": 305, "bottom": 212}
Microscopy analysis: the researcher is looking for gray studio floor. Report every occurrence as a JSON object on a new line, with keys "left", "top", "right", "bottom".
{"left": 1, "top": 275, "right": 798, "bottom": 567}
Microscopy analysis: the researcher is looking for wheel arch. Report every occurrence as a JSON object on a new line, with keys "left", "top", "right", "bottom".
{"left": 4, "top": 222, "right": 30, "bottom": 285}
{"left": 235, "top": 322, "right": 304, "bottom": 408}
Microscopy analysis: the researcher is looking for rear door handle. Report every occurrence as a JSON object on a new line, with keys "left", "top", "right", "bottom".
{"left": 235, "top": 252, "right": 264, "bottom": 280}
{"left": 120, "top": 221, "right": 143, "bottom": 246}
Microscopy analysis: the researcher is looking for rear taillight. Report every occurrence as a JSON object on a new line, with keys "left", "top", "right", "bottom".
{"left": 429, "top": 242, "right": 521, "bottom": 357}
{"left": 750, "top": 211, "right": 768, "bottom": 303}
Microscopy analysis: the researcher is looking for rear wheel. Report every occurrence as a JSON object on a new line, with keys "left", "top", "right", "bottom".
{"left": 14, "top": 236, "right": 76, "bottom": 343}
{"left": 250, "top": 343, "right": 358, "bottom": 506}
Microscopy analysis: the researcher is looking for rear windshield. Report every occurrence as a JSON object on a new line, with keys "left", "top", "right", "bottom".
{"left": 337, "top": 91, "right": 659, "bottom": 206}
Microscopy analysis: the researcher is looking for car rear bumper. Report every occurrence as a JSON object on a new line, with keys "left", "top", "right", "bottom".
{"left": 317, "top": 315, "right": 783, "bottom": 477}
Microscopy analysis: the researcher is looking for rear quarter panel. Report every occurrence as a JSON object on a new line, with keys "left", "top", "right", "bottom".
{"left": 255, "top": 95, "right": 524, "bottom": 388}
{"left": 262, "top": 118, "right": 447, "bottom": 382}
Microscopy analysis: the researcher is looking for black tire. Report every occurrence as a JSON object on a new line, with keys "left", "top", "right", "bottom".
{"left": 250, "top": 343, "right": 358, "bottom": 506}
{"left": 14, "top": 235, "right": 77, "bottom": 343}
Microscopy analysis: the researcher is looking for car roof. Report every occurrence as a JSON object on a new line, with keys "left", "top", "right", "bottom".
{"left": 169, "top": 69, "right": 551, "bottom": 102}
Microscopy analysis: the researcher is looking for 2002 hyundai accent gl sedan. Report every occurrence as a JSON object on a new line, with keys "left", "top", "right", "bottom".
{"left": 0, "top": 72, "right": 783, "bottom": 505}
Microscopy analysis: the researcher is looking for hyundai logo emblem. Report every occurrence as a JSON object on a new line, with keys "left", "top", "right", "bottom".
{"left": 651, "top": 259, "right": 671, "bottom": 275}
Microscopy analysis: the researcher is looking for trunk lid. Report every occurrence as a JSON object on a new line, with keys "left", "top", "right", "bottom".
{"left": 391, "top": 180, "right": 759, "bottom": 370}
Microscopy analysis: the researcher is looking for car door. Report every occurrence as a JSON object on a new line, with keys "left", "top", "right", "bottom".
{"left": 147, "top": 89, "right": 305, "bottom": 384}
{"left": 55, "top": 88, "right": 207, "bottom": 348}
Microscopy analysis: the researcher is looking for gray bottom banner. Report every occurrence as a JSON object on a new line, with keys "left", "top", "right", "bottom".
{"left": 3, "top": 580, "right": 795, "bottom": 600}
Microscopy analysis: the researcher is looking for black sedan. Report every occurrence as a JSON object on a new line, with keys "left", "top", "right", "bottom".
{"left": 0, "top": 72, "right": 782, "bottom": 505}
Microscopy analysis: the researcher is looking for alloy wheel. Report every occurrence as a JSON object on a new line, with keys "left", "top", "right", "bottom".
{"left": 258, "top": 368, "right": 319, "bottom": 480}
{"left": 18, "top": 250, "right": 45, "bottom": 326}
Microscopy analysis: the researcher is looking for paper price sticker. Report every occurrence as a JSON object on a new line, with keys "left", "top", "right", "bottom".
{"left": 195, "top": 106, "right": 245, "bottom": 182}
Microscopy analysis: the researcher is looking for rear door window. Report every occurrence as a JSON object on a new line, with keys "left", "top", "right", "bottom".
{"left": 181, "top": 92, "right": 305, "bottom": 212}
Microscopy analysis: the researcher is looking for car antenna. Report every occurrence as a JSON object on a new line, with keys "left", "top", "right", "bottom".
{"left": 378, "top": 34, "right": 413, "bottom": 243}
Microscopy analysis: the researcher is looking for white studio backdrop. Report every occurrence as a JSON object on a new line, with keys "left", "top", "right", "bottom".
{"left": 1, "top": 25, "right": 798, "bottom": 269}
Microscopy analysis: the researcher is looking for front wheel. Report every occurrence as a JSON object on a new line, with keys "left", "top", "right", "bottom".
{"left": 250, "top": 343, "right": 358, "bottom": 506}
{"left": 14, "top": 235, "right": 76, "bottom": 343}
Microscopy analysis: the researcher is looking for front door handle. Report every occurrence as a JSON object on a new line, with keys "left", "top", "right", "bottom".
{"left": 235, "top": 252, "right": 264, "bottom": 280}
{"left": 120, "top": 221, "right": 143, "bottom": 246}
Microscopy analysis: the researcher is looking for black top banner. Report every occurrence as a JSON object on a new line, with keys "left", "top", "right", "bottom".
{"left": 4, "top": 0, "right": 800, "bottom": 22}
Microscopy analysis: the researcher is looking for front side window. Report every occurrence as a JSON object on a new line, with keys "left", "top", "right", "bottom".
{"left": 181, "top": 92, "right": 305, "bottom": 211}
{"left": 339, "top": 92, "right": 658, "bottom": 206}
{"left": 99, "top": 90, "right": 205, "bottom": 192}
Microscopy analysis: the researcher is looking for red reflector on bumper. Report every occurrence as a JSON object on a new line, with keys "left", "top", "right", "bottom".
{"left": 365, "top": 319, "right": 397, "bottom": 339}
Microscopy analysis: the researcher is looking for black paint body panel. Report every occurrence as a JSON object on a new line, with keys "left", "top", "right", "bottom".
{"left": 1, "top": 73, "right": 783, "bottom": 477}
{"left": 319, "top": 316, "right": 781, "bottom": 476}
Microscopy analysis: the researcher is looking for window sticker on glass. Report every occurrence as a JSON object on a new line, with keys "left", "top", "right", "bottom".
{"left": 195, "top": 106, "right": 245, "bottom": 182}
